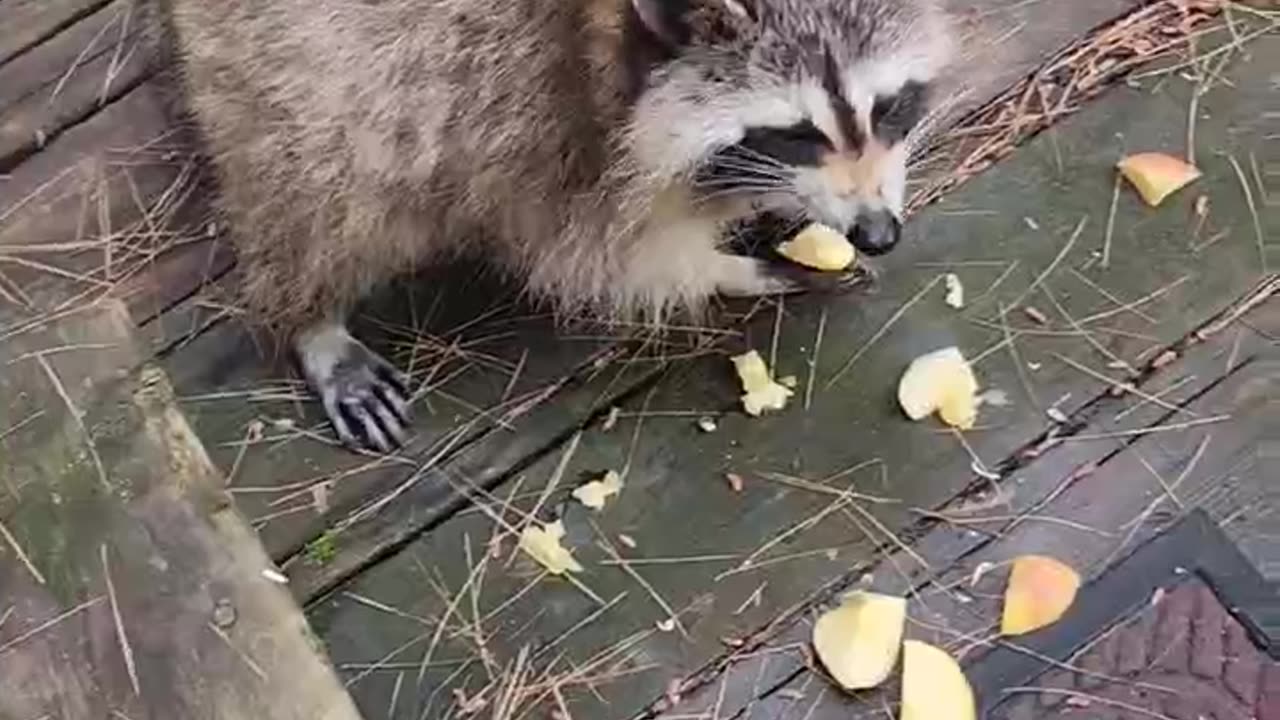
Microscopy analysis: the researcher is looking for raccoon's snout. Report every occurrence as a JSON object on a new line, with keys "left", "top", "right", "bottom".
{"left": 847, "top": 210, "right": 901, "bottom": 256}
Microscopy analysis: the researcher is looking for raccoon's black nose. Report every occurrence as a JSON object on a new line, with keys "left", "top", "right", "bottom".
{"left": 847, "top": 210, "right": 901, "bottom": 256}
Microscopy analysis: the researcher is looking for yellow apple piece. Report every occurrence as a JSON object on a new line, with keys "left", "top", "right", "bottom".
{"left": 937, "top": 389, "right": 979, "bottom": 430}
{"left": 732, "top": 350, "right": 793, "bottom": 416}
{"left": 900, "top": 640, "right": 976, "bottom": 720}
{"left": 777, "top": 223, "right": 856, "bottom": 271}
{"left": 518, "top": 520, "right": 583, "bottom": 575}
{"left": 812, "top": 591, "right": 907, "bottom": 690}
{"left": 897, "top": 347, "right": 979, "bottom": 429}
{"left": 1117, "top": 153, "right": 1202, "bottom": 207}
{"left": 1001, "top": 555, "right": 1081, "bottom": 635}
{"left": 572, "top": 470, "right": 624, "bottom": 510}
{"left": 943, "top": 273, "right": 964, "bottom": 309}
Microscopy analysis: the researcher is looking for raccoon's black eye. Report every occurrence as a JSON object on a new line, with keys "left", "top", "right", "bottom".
{"left": 736, "top": 119, "right": 833, "bottom": 167}
{"left": 872, "top": 81, "right": 930, "bottom": 145}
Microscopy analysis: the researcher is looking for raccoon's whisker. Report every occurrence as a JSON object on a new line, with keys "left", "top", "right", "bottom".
{"left": 698, "top": 160, "right": 794, "bottom": 183}
{"left": 693, "top": 177, "right": 792, "bottom": 192}
{"left": 728, "top": 144, "right": 790, "bottom": 166}
{"left": 694, "top": 174, "right": 792, "bottom": 188}
{"left": 704, "top": 155, "right": 790, "bottom": 170}
{"left": 705, "top": 152, "right": 792, "bottom": 171}
{"left": 696, "top": 178, "right": 793, "bottom": 191}
{"left": 724, "top": 148, "right": 793, "bottom": 173}
{"left": 724, "top": 157, "right": 788, "bottom": 175}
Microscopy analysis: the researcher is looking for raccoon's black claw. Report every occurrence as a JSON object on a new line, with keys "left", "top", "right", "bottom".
{"left": 299, "top": 325, "right": 411, "bottom": 453}
{"left": 321, "top": 357, "right": 410, "bottom": 452}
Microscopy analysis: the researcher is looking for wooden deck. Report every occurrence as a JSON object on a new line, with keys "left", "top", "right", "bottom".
{"left": 1, "top": 0, "right": 1276, "bottom": 718}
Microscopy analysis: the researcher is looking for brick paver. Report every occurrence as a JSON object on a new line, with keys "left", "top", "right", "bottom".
{"left": 991, "top": 580, "right": 1278, "bottom": 720}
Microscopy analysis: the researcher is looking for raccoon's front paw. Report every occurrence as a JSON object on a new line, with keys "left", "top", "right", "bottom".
{"left": 321, "top": 351, "right": 411, "bottom": 452}
{"left": 715, "top": 254, "right": 874, "bottom": 298}
{"left": 762, "top": 259, "right": 875, "bottom": 295}
{"left": 296, "top": 323, "right": 411, "bottom": 452}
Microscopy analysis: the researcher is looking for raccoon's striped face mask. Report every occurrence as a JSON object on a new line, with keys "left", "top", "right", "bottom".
{"left": 695, "top": 76, "right": 930, "bottom": 256}
{"left": 627, "top": 0, "right": 951, "bottom": 257}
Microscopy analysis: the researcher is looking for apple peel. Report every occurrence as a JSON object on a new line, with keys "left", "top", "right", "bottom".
{"left": 1117, "top": 153, "right": 1201, "bottom": 207}
{"left": 1001, "top": 554, "right": 1081, "bottom": 635}
{"left": 812, "top": 591, "right": 907, "bottom": 690}
{"left": 777, "top": 223, "right": 857, "bottom": 271}
{"left": 897, "top": 347, "right": 980, "bottom": 429}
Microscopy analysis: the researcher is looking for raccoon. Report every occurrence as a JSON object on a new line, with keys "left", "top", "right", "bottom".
{"left": 160, "top": 0, "right": 954, "bottom": 451}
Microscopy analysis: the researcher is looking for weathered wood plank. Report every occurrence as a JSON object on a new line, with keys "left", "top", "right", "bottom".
{"left": 0, "top": 298, "right": 361, "bottom": 719}
{"left": 308, "top": 24, "right": 1278, "bottom": 720}
{"left": 0, "top": 0, "right": 154, "bottom": 170}
{"left": 0, "top": 79, "right": 229, "bottom": 325}
{"left": 0, "top": 0, "right": 112, "bottom": 68}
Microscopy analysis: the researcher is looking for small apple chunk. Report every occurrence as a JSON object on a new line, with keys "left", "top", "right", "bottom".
{"left": 812, "top": 591, "right": 907, "bottom": 690}
{"left": 572, "top": 470, "right": 624, "bottom": 510}
{"left": 944, "top": 273, "right": 964, "bottom": 309}
{"left": 1000, "top": 554, "right": 1082, "bottom": 635}
{"left": 897, "top": 347, "right": 979, "bottom": 429}
{"left": 1117, "top": 153, "right": 1202, "bottom": 207}
{"left": 732, "top": 350, "right": 793, "bottom": 416}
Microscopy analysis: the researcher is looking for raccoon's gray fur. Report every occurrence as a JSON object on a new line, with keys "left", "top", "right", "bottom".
{"left": 159, "top": 0, "right": 954, "bottom": 450}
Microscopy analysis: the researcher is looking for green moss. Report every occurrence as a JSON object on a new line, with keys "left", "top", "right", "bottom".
{"left": 305, "top": 531, "right": 338, "bottom": 566}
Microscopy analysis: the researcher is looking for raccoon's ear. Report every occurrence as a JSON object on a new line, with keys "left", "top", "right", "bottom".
{"left": 629, "top": 0, "right": 757, "bottom": 48}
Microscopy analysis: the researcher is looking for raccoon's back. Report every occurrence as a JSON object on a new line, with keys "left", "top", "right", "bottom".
{"left": 161, "top": 0, "right": 624, "bottom": 331}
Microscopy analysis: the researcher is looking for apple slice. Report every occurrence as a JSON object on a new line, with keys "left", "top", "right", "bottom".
{"left": 777, "top": 223, "right": 857, "bottom": 271}
{"left": 812, "top": 591, "right": 907, "bottom": 690}
{"left": 1001, "top": 555, "right": 1081, "bottom": 635}
{"left": 1117, "top": 153, "right": 1201, "bottom": 207}
{"left": 900, "top": 640, "right": 975, "bottom": 720}
{"left": 897, "top": 347, "right": 979, "bottom": 429}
